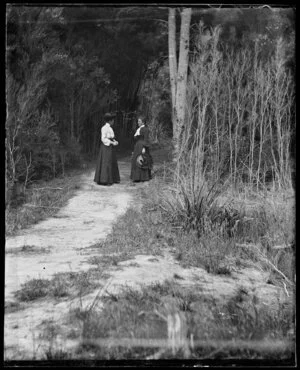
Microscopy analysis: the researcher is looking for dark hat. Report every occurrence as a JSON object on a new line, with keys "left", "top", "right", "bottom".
{"left": 136, "top": 154, "right": 149, "bottom": 169}
{"left": 104, "top": 112, "right": 115, "bottom": 121}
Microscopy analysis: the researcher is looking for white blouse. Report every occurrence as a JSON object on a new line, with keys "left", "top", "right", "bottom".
{"left": 134, "top": 124, "right": 145, "bottom": 137}
{"left": 101, "top": 123, "right": 115, "bottom": 146}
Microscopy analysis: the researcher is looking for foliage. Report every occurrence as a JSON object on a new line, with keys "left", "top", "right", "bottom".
{"left": 137, "top": 60, "right": 172, "bottom": 142}
{"left": 182, "top": 22, "right": 294, "bottom": 189}
{"left": 161, "top": 172, "right": 226, "bottom": 237}
{"left": 6, "top": 7, "right": 67, "bottom": 190}
{"left": 6, "top": 5, "right": 169, "bottom": 207}
{"left": 6, "top": 167, "right": 84, "bottom": 235}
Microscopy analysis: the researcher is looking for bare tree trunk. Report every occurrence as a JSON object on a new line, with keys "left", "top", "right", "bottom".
{"left": 169, "top": 8, "right": 192, "bottom": 159}
{"left": 168, "top": 8, "right": 177, "bottom": 129}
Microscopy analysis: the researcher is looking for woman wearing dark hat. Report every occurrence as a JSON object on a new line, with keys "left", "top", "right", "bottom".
{"left": 130, "top": 116, "right": 153, "bottom": 182}
{"left": 94, "top": 113, "right": 120, "bottom": 185}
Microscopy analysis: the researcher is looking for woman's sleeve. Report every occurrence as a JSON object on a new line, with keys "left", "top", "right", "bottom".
{"left": 101, "top": 126, "right": 112, "bottom": 146}
{"left": 134, "top": 127, "right": 140, "bottom": 137}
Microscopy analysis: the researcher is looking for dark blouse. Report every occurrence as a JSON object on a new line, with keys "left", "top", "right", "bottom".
{"left": 135, "top": 126, "right": 150, "bottom": 147}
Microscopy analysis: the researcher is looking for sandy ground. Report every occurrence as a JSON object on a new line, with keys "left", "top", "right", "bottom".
{"left": 5, "top": 161, "right": 135, "bottom": 303}
{"left": 4, "top": 160, "right": 139, "bottom": 359}
{"left": 4, "top": 159, "right": 292, "bottom": 361}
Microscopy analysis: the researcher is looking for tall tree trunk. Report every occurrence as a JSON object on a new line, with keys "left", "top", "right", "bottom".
{"left": 168, "top": 8, "right": 177, "bottom": 130}
{"left": 174, "top": 8, "right": 192, "bottom": 149}
{"left": 168, "top": 7, "right": 192, "bottom": 159}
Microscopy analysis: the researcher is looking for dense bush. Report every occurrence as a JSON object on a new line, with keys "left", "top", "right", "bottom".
{"left": 171, "top": 22, "right": 294, "bottom": 194}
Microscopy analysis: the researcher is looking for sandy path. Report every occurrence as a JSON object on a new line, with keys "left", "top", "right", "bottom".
{"left": 4, "top": 159, "right": 141, "bottom": 360}
{"left": 5, "top": 161, "right": 135, "bottom": 303}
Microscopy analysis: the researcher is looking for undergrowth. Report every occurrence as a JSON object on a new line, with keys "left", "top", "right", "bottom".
{"left": 5, "top": 168, "right": 89, "bottom": 236}
{"left": 14, "top": 270, "right": 102, "bottom": 302}
{"left": 7, "top": 142, "right": 295, "bottom": 363}
{"left": 73, "top": 281, "right": 294, "bottom": 361}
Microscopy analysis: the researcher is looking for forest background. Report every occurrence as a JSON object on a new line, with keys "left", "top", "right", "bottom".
{"left": 6, "top": 5, "right": 295, "bottom": 202}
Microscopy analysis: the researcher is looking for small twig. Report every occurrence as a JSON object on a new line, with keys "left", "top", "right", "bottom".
{"left": 263, "top": 258, "right": 294, "bottom": 286}
{"left": 282, "top": 282, "right": 289, "bottom": 297}
{"left": 32, "top": 187, "right": 63, "bottom": 191}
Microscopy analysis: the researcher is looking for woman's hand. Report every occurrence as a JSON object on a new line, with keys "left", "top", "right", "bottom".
{"left": 142, "top": 147, "right": 146, "bottom": 154}
{"left": 113, "top": 140, "right": 119, "bottom": 146}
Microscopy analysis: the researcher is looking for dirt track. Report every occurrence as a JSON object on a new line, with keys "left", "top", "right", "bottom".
{"left": 5, "top": 161, "right": 135, "bottom": 303}
{"left": 4, "top": 158, "right": 290, "bottom": 360}
{"left": 5, "top": 159, "right": 140, "bottom": 359}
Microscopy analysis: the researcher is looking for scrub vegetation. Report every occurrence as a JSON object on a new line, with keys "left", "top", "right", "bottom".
{"left": 6, "top": 5, "right": 295, "bottom": 364}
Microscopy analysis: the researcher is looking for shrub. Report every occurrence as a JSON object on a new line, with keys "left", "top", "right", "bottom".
{"left": 15, "top": 278, "right": 51, "bottom": 301}
{"left": 161, "top": 171, "right": 230, "bottom": 238}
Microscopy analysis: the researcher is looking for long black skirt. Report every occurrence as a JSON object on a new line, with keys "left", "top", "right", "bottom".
{"left": 94, "top": 144, "right": 120, "bottom": 185}
{"left": 130, "top": 141, "right": 153, "bottom": 182}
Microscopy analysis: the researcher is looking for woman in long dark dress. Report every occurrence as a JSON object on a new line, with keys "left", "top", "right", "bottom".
{"left": 94, "top": 113, "right": 120, "bottom": 185}
{"left": 130, "top": 116, "right": 153, "bottom": 182}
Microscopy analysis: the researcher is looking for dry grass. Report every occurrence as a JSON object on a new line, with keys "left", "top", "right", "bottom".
{"left": 220, "top": 185, "right": 295, "bottom": 282}
{"left": 150, "top": 157, "right": 295, "bottom": 280}
{"left": 6, "top": 244, "right": 52, "bottom": 255}
{"left": 93, "top": 207, "right": 173, "bottom": 259}
{"left": 5, "top": 168, "right": 89, "bottom": 236}
{"left": 14, "top": 270, "right": 103, "bottom": 302}
{"left": 94, "top": 145, "right": 295, "bottom": 282}
{"left": 73, "top": 281, "right": 294, "bottom": 361}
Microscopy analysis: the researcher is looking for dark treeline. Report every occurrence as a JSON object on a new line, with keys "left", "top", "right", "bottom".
{"left": 6, "top": 6, "right": 168, "bottom": 189}
{"left": 6, "top": 5, "right": 295, "bottom": 203}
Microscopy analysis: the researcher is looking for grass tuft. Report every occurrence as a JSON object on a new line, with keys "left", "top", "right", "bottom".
{"left": 74, "top": 281, "right": 294, "bottom": 360}
{"left": 6, "top": 169, "right": 87, "bottom": 236}
{"left": 15, "top": 278, "right": 51, "bottom": 301}
{"left": 14, "top": 271, "right": 102, "bottom": 302}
